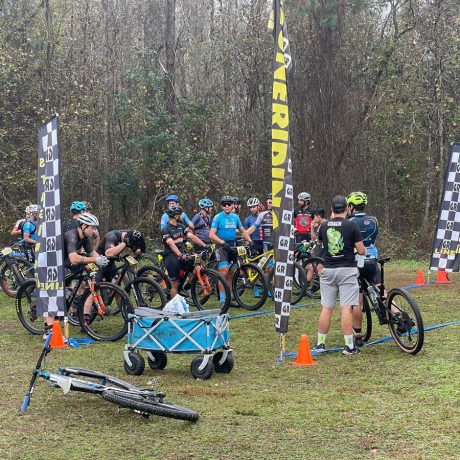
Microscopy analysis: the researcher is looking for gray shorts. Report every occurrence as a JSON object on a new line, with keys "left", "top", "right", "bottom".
{"left": 320, "top": 267, "right": 360, "bottom": 307}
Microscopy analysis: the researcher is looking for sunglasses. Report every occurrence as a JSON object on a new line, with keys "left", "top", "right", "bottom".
{"left": 222, "top": 202, "right": 233, "bottom": 207}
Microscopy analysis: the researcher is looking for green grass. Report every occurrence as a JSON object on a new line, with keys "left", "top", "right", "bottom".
{"left": 1, "top": 261, "right": 459, "bottom": 459}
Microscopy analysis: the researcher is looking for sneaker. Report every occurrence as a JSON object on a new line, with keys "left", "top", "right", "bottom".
{"left": 312, "top": 343, "right": 326, "bottom": 352}
{"left": 342, "top": 346, "right": 360, "bottom": 355}
{"left": 310, "top": 284, "right": 320, "bottom": 293}
{"left": 354, "top": 334, "right": 365, "bottom": 347}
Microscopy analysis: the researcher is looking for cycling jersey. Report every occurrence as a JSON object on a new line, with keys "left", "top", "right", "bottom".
{"left": 22, "top": 220, "right": 37, "bottom": 242}
{"left": 349, "top": 212, "right": 379, "bottom": 259}
{"left": 14, "top": 219, "right": 25, "bottom": 232}
{"left": 191, "top": 212, "right": 212, "bottom": 244}
{"left": 62, "top": 218, "right": 79, "bottom": 233}
{"left": 252, "top": 210, "right": 273, "bottom": 242}
{"left": 293, "top": 207, "right": 314, "bottom": 234}
{"left": 97, "top": 230, "right": 123, "bottom": 254}
{"left": 211, "top": 212, "right": 243, "bottom": 243}
{"left": 63, "top": 227, "right": 94, "bottom": 265}
{"left": 243, "top": 214, "right": 262, "bottom": 241}
{"left": 161, "top": 222, "right": 190, "bottom": 256}
{"left": 160, "top": 212, "right": 191, "bottom": 230}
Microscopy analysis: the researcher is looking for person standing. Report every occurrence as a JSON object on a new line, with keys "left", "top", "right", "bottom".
{"left": 313, "top": 195, "right": 366, "bottom": 355}
{"left": 243, "top": 197, "right": 263, "bottom": 255}
{"left": 191, "top": 198, "right": 214, "bottom": 251}
{"left": 294, "top": 192, "right": 315, "bottom": 244}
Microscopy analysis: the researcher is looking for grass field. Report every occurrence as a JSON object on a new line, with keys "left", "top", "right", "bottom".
{"left": 1, "top": 261, "right": 459, "bottom": 460}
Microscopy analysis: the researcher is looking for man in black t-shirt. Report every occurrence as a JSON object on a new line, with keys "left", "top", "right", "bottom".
{"left": 161, "top": 206, "right": 207, "bottom": 299}
{"left": 313, "top": 195, "right": 366, "bottom": 355}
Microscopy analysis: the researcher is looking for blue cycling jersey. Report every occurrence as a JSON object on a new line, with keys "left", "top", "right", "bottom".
{"left": 160, "top": 212, "right": 191, "bottom": 230}
{"left": 211, "top": 211, "right": 243, "bottom": 243}
{"left": 243, "top": 214, "right": 262, "bottom": 241}
{"left": 349, "top": 212, "right": 379, "bottom": 259}
{"left": 22, "top": 220, "right": 37, "bottom": 242}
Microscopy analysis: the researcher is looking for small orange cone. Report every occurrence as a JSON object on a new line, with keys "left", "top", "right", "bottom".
{"left": 415, "top": 270, "right": 425, "bottom": 285}
{"left": 290, "top": 335, "right": 317, "bottom": 366}
{"left": 436, "top": 270, "right": 450, "bottom": 284}
{"left": 50, "top": 320, "right": 68, "bottom": 349}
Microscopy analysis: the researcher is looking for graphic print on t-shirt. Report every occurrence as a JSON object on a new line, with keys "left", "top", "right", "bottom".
{"left": 327, "top": 227, "right": 344, "bottom": 255}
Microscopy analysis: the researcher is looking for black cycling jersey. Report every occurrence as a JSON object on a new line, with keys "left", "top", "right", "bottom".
{"left": 97, "top": 230, "right": 123, "bottom": 255}
{"left": 62, "top": 218, "right": 79, "bottom": 233}
{"left": 63, "top": 227, "right": 93, "bottom": 264}
{"left": 161, "top": 222, "right": 190, "bottom": 256}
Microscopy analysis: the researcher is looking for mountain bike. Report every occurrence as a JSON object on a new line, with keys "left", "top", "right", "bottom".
{"left": 16, "top": 264, "right": 133, "bottom": 341}
{"left": 295, "top": 240, "right": 324, "bottom": 299}
{"left": 20, "top": 333, "right": 199, "bottom": 421}
{"left": 0, "top": 245, "right": 34, "bottom": 298}
{"left": 359, "top": 257, "right": 424, "bottom": 355}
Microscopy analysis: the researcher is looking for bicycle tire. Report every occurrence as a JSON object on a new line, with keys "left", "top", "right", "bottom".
{"left": 268, "top": 261, "right": 306, "bottom": 305}
{"left": 360, "top": 292, "right": 373, "bottom": 343}
{"left": 301, "top": 256, "right": 324, "bottom": 299}
{"left": 124, "top": 277, "right": 167, "bottom": 310}
{"left": 386, "top": 288, "right": 424, "bottom": 355}
{"left": 78, "top": 281, "right": 133, "bottom": 342}
{"left": 190, "top": 267, "right": 230, "bottom": 314}
{"left": 16, "top": 279, "right": 42, "bottom": 335}
{"left": 1, "top": 258, "right": 32, "bottom": 298}
{"left": 232, "top": 263, "right": 268, "bottom": 310}
{"left": 136, "top": 265, "right": 172, "bottom": 293}
{"left": 101, "top": 389, "right": 199, "bottom": 421}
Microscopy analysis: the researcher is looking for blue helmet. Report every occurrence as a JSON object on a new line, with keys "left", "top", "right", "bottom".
{"left": 165, "top": 194, "right": 179, "bottom": 203}
{"left": 199, "top": 198, "right": 214, "bottom": 209}
{"left": 70, "top": 201, "right": 86, "bottom": 213}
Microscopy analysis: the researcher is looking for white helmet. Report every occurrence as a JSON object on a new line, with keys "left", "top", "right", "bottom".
{"left": 247, "top": 197, "right": 260, "bottom": 207}
{"left": 298, "top": 192, "right": 311, "bottom": 202}
{"left": 26, "top": 205, "right": 38, "bottom": 213}
{"left": 77, "top": 213, "right": 99, "bottom": 227}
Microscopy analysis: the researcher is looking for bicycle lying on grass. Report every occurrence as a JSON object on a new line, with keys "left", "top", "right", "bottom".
{"left": 20, "top": 333, "right": 199, "bottom": 421}
{"left": 359, "top": 257, "right": 424, "bottom": 355}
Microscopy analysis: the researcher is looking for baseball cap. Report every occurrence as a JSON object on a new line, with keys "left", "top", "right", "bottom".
{"left": 331, "top": 195, "right": 348, "bottom": 213}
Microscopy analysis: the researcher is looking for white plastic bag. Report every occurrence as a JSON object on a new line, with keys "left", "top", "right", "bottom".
{"left": 163, "top": 294, "right": 190, "bottom": 315}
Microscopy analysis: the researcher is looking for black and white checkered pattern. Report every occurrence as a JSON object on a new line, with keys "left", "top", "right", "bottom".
{"left": 35, "top": 116, "right": 65, "bottom": 317}
{"left": 430, "top": 144, "right": 460, "bottom": 272}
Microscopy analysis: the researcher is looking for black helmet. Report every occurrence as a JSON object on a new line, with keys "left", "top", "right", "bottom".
{"left": 220, "top": 195, "right": 233, "bottom": 204}
{"left": 266, "top": 193, "right": 272, "bottom": 200}
{"left": 331, "top": 195, "right": 348, "bottom": 213}
{"left": 232, "top": 197, "right": 241, "bottom": 204}
{"left": 167, "top": 206, "right": 183, "bottom": 217}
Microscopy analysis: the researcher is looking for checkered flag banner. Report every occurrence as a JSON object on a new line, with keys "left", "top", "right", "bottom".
{"left": 269, "top": 0, "right": 294, "bottom": 333}
{"left": 35, "top": 116, "right": 65, "bottom": 317}
{"left": 430, "top": 143, "right": 460, "bottom": 272}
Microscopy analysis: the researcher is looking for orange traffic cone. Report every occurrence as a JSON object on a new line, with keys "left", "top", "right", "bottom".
{"left": 50, "top": 320, "right": 68, "bottom": 349}
{"left": 436, "top": 270, "right": 450, "bottom": 284}
{"left": 415, "top": 270, "right": 425, "bottom": 285}
{"left": 290, "top": 335, "right": 317, "bottom": 366}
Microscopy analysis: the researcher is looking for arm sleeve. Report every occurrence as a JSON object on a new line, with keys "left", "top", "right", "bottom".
{"left": 161, "top": 228, "right": 171, "bottom": 244}
{"left": 211, "top": 215, "right": 219, "bottom": 230}
{"left": 160, "top": 214, "right": 168, "bottom": 230}
{"left": 191, "top": 214, "right": 201, "bottom": 226}
{"left": 253, "top": 212, "right": 264, "bottom": 228}
{"left": 236, "top": 216, "right": 243, "bottom": 229}
{"left": 182, "top": 213, "right": 191, "bottom": 225}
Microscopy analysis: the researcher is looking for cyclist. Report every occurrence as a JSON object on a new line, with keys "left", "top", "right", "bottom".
{"left": 232, "top": 197, "right": 241, "bottom": 215}
{"left": 42, "top": 213, "right": 108, "bottom": 335}
{"left": 313, "top": 195, "right": 366, "bottom": 356}
{"left": 96, "top": 229, "right": 146, "bottom": 282}
{"left": 347, "top": 191, "right": 379, "bottom": 346}
{"left": 305, "top": 208, "right": 326, "bottom": 293}
{"left": 160, "top": 194, "right": 193, "bottom": 231}
{"left": 247, "top": 194, "right": 273, "bottom": 253}
{"left": 162, "top": 206, "right": 207, "bottom": 299}
{"left": 209, "top": 195, "right": 253, "bottom": 293}
{"left": 294, "top": 192, "right": 314, "bottom": 244}
{"left": 244, "top": 197, "right": 263, "bottom": 255}
{"left": 11, "top": 206, "right": 29, "bottom": 237}
{"left": 22, "top": 205, "right": 38, "bottom": 264}
{"left": 191, "top": 198, "right": 214, "bottom": 250}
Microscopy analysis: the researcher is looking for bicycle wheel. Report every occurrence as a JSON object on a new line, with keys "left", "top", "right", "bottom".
{"left": 359, "top": 293, "right": 373, "bottom": 343}
{"left": 302, "top": 256, "right": 324, "bottom": 299}
{"left": 101, "top": 389, "right": 199, "bottom": 421}
{"left": 386, "top": 288, "right": 424, "bottom": 355}
{"left": 232, "top": 263, "right": 268, "bottom": 310}
{"left": 136, "top": 265, "right": 171, "bottom": 294}
{"left": 190, "top": 267, "right": 230, "bottom": 314}
{"left": 125, "top": 277, "right": 167, "bottom": 310}
{"left": 1, "top": 258, "right": 33, "bottom": 298}
{"left": 16, "top": 279, "right": 42, "bottom": 335}
{"left": 78, "top": 282, "right": 133, "bottom": 342}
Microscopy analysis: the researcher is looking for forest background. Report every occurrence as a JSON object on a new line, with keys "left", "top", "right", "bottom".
{"left": 1, "top": 0, "right": 459, "bottom": 257}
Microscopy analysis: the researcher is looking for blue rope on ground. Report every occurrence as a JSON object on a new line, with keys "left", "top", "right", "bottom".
{"left": 402, "top": 280, "right": 436, "bottom": 290}
{"left": 277, "top": 319, "right": 460, "bottom": 363}
{"left": 67, "top": 337, "right": 95, "bottom": 347}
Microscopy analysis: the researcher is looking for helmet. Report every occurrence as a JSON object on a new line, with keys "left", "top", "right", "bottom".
{"left": 131, "top": 230, "right": 142, "bottom": 240}
{"left": 165, "top": 194, "right": 179, "bottom": 203}
{"left": 198, "top": 198, "right": 214, "bottom": 209}
{"left": 26, "top": 205, "right": 38, "bottom": 213}
{"left": 232, "top": 197, "right": 241, "bottom": 204}
{"left": 77, "top": 213, "right": 99, "bottom": 227}
{"left": 247, "top": 197, "right": 260, "bottom": 207}
{"left": 82, "top": 200, "right": 92, "bottom": 211}
{"left": 347, "top": 191, "right": 368, "bottom": 206}
{"left": 220, "top": 195, "right": 233, "bottom": 204}
{"left": 167, "top": 206, "right": 183, "bottom": 217}
{"left": 70, "top": 201, "right": 86, "bottom": 213}
{"left": 298, "top": 192, "right": 311, "bottom": 202}
{"left": 266, "top": 193, "right": 272, "bottom": 200}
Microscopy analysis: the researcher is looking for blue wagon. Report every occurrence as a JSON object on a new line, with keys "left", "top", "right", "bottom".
{"left": 124, "top": 308, "right": 233, "bottom": 380}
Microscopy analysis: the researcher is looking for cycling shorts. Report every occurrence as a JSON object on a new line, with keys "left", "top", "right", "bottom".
{"left": 358, "top": 260, "right": 380, "bottom": 287}
{"left": 95, "top": 262, "right": 118, "bottom": 283}
{"left": 215, "top": 245, "right": 237, "bottom": 269}
{"left": 164, "top": 254, "right": 192, "bottom": 281}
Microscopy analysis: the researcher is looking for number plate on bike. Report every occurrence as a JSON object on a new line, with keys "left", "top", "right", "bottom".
{"left": 237, "top": 246, "right": 247, "bottom": 256}
{"left": 194, "top": 254, "right": 202, "bottom": 264}
{"left": 88, "top": 263, "right": 99, "bottom": 272}
{"left": 126, "top": 256, "right": 138, "bottom": 266}
{"left": 1, "top": 247, "right": 12, "bottom": 256}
